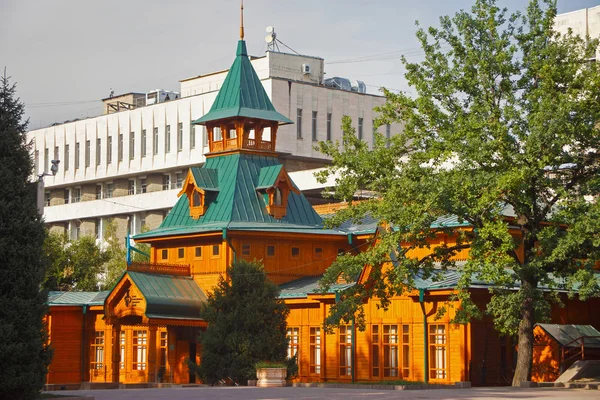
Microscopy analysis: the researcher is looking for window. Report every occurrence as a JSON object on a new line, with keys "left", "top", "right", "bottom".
{"left": 194, "top": 246, "right": 202, "bottom": 258}
{"left": 128, "top": 180, "right": 136, "bottom": 195}
{"left": 118, "top": 134, "right": 123, "bottom": 161}
{"left": 85, "top": 140, "right": 90, "bottom": 167}
{"left": 95, "top": 218, "right": 101, "bottom": 239}
{"left": 315, "top": 247, "right": 323, "bottom": 259}
{"left": 35, "top": 150, "right": 39, "bottom": 175}
{"left": 63, "top": 189, "right": 70, "bottom": 204}
{"left": 266, "top": 245, "right": 275, "bottom": 257}
{"left": 72, "top": 187, "right": 81, "bottom": 203}
{"left": 133, "top": 330, "right": 147, "bottom": 370}
{"left": 96, "top": 138, "right": 101, "bottom": 166}
{"left": 326, "top": 113, "right": 332, "bottom": 141}
{"left": 190, "top": 121, "right": 196, "bottom": 149}
{"left": 241, "top": 244, "right": 250, "bottom": 256}
{"left": 273, "top": 187, "right": 282, "bottom": 206}
{"left": 159, "top": 331, "right": 168, "bottom": 369}
{"left": 358, "top": 118, "right": 363, "bottom": 141}
{"left": 175, "top": 173, "right": 183, "bottom": 189}
{"left": 312, "top": 111, "right": 318, "bottom": 141}
{"left": 54, "top": 146, "right": 59, "bottom": 164}
{"left": 177, "top": 122, "right": 183, "bottom": 151}
{"left": 177, "top": 248, "right": 185, "bottom": 259}
{"left": 96, "top": 185, "right": 102, "bottom": 199}
{"left": 141, "top": 129, "right": 147, "bottom": 157}
{"left": 140, "top": 178, "right": 147, "bottom": 193}
{"left": 106, "top": 183, "right": 114, "bottom": 198}
{"left": 296, "top": 108, "right": 303, "bottom": 139}
{"left": 202, "top": 125, "right": 208, "bottom": 146}
{"left": 165, "top": 125, "right": 171, "bottom": 153}
{"left": 70, "top": 220, "right": 80, "bottom": 240}
{"left": 287, "top": 327, "right": 299, "bottom": 360}
{"left": 213, "top": 126, "right": 222, "bottom": 141}
{"left": 153, "top": 127, "right": 159, "bottom": 154}
{"left": 291, "top": 247, "right": 300, "bottom": 257}
{"left": 65, "top": 145, "right": 70, "bottom": 170}
{"left": 107, "top": 136, "right": 112, "bottom": 164}
{"left": 129, "top": 132, "right": 135, "bottom": 160}
{"left": 120, "top": 331, "right": 126, "bottom": 369}
{"left": 429, "top": 325, "right": 447, "bottom": 379}
{"left": 339, "top": 325, "right": 353, "bottom": 376}
{"left": 212, "top": 245, "right": 220, "bottom": 257}
{"left": 44, "top": 191, "right": 50, "bottom": 207}
{"left": 44, "top": 148, "right": 49, "bottom": 172}
{"left": 75, "top": 142, "right": 80, "bottom": 169}
{"left": 162, "top": 174, "right": 171, "bottom": 190}
{"left": 91, "top": 331, "right": 104, "bottom": 370}
{"left": 372, "top": 324, "right": 410, "bottom": 378}
{"left": 161, "top": 249, "right": 168, "bottom": 260}
{"left": 310, "top": 327, "right": 321, "bottom": 374}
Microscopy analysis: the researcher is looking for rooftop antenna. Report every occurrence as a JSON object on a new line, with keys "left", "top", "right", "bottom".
{"left": 240, "top": 0, "right": 244, "bottom": 40}
{"left": 265, "top": 26, "right": 279, "bottom": 52}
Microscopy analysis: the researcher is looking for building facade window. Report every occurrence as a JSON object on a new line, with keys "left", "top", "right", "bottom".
{"left": 161, "top": 249, "right": 168, "bottom": 260}
{"left": 129, "top": 132, "right": 135, "bottom": 160}
{"left": 212, "top": 245, "right": 220, "bottom": 257}
{"left": 177, "top": 122, "right": 183, "bottom": 151}
{"left": 291, "top": 247, "right": 300, "bottom": 257}
{"left": 153, "top": 127, "right": 159, "bottom": 155}
{"left": 194, "top": 246, "right": 202, "bottom": 258}
{"left": 162, "top": 174, "right": 171, "bottom": 190}
{"left": 65, "top": 144, "right": 70, "bottom": 170}
{"left": 128, "top": 180, "right": 136, "bottom": 195}
{"left": 95, "top": 218, "right": 102, "bottom": 240}
{"left": 91, "top": 331, "right": 104, "bottom": 370}
{"left": 118, "top": 134, "right": 123, "bottom": 161}
{"left": 85, "top": 140, "right": 90, "bottom": 167}
{"left": 140, "top": 178, "right": 147, "bottom": 193}
{"left": 326, "top": 113, "right": 332, "bottom": 141}
{"left": 429, "top": 325, "right": 447, "bottom": 379}
{"left": 34, "top": 150, "right": 39, "bottom": 175}
{"left": 44, "top": 148, "right": 49, "bottom": 173}
{"left": 296, "top": 108, "right": 303, "bottom": 139}
{"left": 44, "top": 191, "right": 51, "bottom": 207}
{"left": 358, "top": 118, "right": 363, "bottom": 141}
{"left": 159, "top": 331, "right": 168, "bottom": 369}
{"left": 106, "top": 183, "right": 114, "bottom": 198}
{"left": 54, "top": 146, "right": 59, "bottom": 164}
{"left": 64, "top": 189, "right": 70, "bottom": 204}
{"left": 175, "top": 173, "right": 183, "bottom": 189}
{"left": 165, "top": 125, "right": 171, "bottom": 153}
{"left": 132, "top": 330, "right": 147, "bottom": 370}
{"left": 190, "top": 121, "right": 196, "bottom": 149}
{"left": 96, "top": 138, "right": 101, "bottom": 166}
{"left": 241, "top": 244, "right": 250, "bottom": 256}
{"left": 72, "top": 187, "right": 81, "bottom": 203}
{"left": 339, "top": 325, "right": 353, "bottom": 376}
{"left": 96, "top": 185, "right": 102, "bottom": 200}
{"left": 266, "top": 245, "right": 276, "bottom": 257}
{"left": 372, "top": 324, "right": 410, "bottom": 378}
{"left": 287, "top": 327, "right": 300, "bottom": 360}
{"left": 107, "top": 136, "right": 112, "bottom": 164}
{"left": 75, "top": 143, "right": 80, "bottom": 169}
{"left": 312, "top": 111, "right": 318, "bottom": 141}
{"left": 310, "top": 327, "right": 321, "bottom": 374}
{"left": 120, "top": 331, "right": 126, "bottom": 369}
{"left": 177, "top": 248, "right": 185, "bottom": 259}
{"left": 141, "top": 129, "right": 147, "bottom": 157}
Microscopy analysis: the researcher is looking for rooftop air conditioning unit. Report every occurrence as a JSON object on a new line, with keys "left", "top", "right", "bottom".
{"left": 302, "top": 64, "right": 311, "bottom": 75}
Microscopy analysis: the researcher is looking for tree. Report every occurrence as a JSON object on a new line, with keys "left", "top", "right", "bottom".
{"left": 43, "top": 232, "right": 109, "bottom": 291}
{"left": 101, "top": 218, "right": 126, "bottom": 290}
{"left": 193, "top": 260, "right": 289, "bottom": 385}
{"left": 317, "top": 0, "right": 600, "bottom": 386}
{"left": 0, "top": 71, "right": 52, "bottom": 399}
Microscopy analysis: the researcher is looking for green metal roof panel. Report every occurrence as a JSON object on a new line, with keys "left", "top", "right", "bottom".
{"left": 193, "top": 41, "right": 292, "bottom": 125}
{"left": 536, "top": 324, "right": 600, "bottom": 348}
{"left": 278, "top": 275, "right": 355, "bottom": 299}
{"left": 48, "top": 291, "right": 109, "bottom": 306}
{"left": 128, "top": 271, "right": 206, "bottom": 320}
{"left": 256, "top": 165, "right": 283, "bottom": 189}
{"left": 191, "top": 168, "right": 219, "bottom": 191}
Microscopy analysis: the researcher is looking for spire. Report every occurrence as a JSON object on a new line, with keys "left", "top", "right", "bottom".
{"left": 240, "top": 0, "right": 244, "bottom": 40}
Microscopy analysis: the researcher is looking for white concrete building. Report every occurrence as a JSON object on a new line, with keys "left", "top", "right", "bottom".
{"left": 555, "top": 5, "right": 600, "bottom": 60}
{"left": 28, "top": 49, "right": 396, "bottom": 242}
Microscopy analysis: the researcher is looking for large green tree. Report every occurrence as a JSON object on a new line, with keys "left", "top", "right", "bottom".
{"left": 317, "top": 0, "right": 600, "bottom": 386}
{"left": 194, "top": 260, "right": 289, "bottom": 385}
{"left": 101, "top": 218, "right": 126, "bottom": 290}
{"left": 43, "top": 232, "right": 109, "bottom": 291}
{"left": 0, "top": 72, "right": 52, "bottom": 398}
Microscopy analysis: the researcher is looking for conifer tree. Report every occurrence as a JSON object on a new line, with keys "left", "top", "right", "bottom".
{"left": 195, "top": 260, "right": 289, "bottom": 385}
{"left": 0, "top": 71, "right": 51, "bottom": 399}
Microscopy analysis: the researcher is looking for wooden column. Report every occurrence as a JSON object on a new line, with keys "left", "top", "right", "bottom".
{"left": 147, "top": 325, "right": 158, "bottom": 383}
{"left": 111, "top": 322, "right": 120, "bottom": 383}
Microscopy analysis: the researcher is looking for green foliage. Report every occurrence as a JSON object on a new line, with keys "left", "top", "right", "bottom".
{"left": 192, "top": 260, "right": 290, "bottom": 385}
{"left": 102, "top": 219, "right": 126, "bottom": 290}
{"left": 317, "top": 0, "right": 600, "bottom": 385}
{"left": 0, "top": 72, "right": 52, "bottom": 399}
{"left": 43, "top": 232, "right": 109, "bottom": 291}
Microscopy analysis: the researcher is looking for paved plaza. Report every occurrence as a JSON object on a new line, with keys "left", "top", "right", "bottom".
{"left": 47, "top": 386, "right": 600, "bottom": 400}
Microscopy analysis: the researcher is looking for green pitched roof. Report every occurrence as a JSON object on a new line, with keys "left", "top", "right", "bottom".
{"left": 134, "top": 153, "right": 328, "bottom": 240}
{"left": 256, "top": 164, "right": 283, "bottom": 190}
{"left": 193, "top": 41, "right": 292, "bottom": 125}
{"left": 127, "top": 271, "right": 206, "bottom": 320}
{"left": 48, "top": 291, "right": 109, "bottom": 306}
{"left": 191, "top": 168, "right": 219, "bottom": 191}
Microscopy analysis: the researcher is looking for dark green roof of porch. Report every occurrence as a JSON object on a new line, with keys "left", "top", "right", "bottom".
{"left": 191, "top": 168, "right": 219, "bottom": 191}
{"left": 133, "top": 153, "right": 325, "bottom": 240}
{"left": 127, "top": 271, "right": 206, "bottom": 320}
{"left": 193, "top": 40, "right": 292, "bottom": 125}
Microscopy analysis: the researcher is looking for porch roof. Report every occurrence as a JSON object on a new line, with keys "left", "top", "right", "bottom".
{"left": 536, "top": 324, "right": 600, "bottom": 348}
{"left": 278, "top": 275, "right": 355, "bottom": 299}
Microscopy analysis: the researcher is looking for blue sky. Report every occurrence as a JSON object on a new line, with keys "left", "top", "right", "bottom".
{"left": 1, "top": 0, "right": 598, "bottom": 129}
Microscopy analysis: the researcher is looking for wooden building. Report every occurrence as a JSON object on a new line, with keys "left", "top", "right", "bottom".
{"left": 45, "top": 30, "right": 600, "bottom": 389}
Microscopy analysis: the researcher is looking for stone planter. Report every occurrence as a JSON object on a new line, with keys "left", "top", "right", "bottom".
{"left": 256, "top": 367, "right": 287, "bottom": 387}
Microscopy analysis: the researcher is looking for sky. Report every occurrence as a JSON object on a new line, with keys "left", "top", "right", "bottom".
{"left": 1, "top": 0, "right": 598, "bottom": 130}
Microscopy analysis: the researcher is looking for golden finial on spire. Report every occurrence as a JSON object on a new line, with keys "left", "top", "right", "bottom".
{"left": 240, "top": 0, "right": 244, "bottom": 40}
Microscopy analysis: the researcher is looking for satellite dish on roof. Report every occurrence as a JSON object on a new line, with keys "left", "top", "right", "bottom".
{"left": 265, "top": 34, "right": 275, "bottom": 44}
{"left": 266, "top": 26, "right": 274, "bottom": 33}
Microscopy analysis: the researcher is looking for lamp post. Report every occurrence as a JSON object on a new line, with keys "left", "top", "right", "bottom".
{"left": 37, "top": 159, "right": 60, "bottom": 215}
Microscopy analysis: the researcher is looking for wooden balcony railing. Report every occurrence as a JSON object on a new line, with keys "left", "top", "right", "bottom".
{"left": 127, "top": 262, "right": 191, "bottom": 276}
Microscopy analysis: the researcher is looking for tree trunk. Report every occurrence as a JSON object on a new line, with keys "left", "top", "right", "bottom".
{"left": 512, "top": 290, "right": 535, "bottom": 386}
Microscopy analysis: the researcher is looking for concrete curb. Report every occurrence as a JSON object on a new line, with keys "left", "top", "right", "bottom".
{"left": 291, "top": 382, "right": 463, "bottom": 390}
